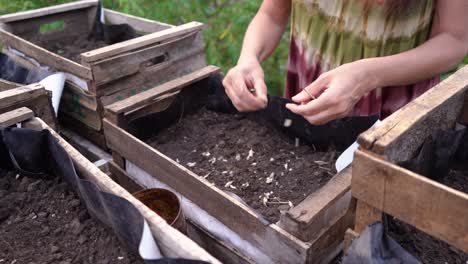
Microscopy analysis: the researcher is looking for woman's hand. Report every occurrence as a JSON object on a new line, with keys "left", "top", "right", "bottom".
{"left": 223, "top": 59, "right": 268, "bottom": 112}
{"left": 286, "top": 60, "right": 379, "bottom": 125}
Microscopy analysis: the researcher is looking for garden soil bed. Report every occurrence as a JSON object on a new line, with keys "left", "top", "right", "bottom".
{"left": 28, "top": 35, "right": 107, "bottom": 63}
{"left": 148, "top": 107, "right": 338, "bottom": 223}
{"left": 0, "top": 169, "right": 143, "bottom": 264}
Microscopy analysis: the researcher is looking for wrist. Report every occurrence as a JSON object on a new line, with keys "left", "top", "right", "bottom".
{"left": 358, "top": 58, "right": 383, "bottom": 93}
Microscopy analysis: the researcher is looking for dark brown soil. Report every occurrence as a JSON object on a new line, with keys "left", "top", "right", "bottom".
{"left": 441, "top": 162, "right": 468, "bottom": 193}
{"left": 0, "top": 170, "right": 143, "bottom": 264}
{"left": 148, "top": 107, "right": 338, "bottom": 223}
{"left": 388, "top": 218, "right": 468, "bottom": 264}
{"left": 28, "top": 35, "right": 107, "bottom": 62}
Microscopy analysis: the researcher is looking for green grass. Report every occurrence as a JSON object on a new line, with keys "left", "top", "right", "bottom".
{"left": 0, "top": 1, "right": 466, "bottom": 92}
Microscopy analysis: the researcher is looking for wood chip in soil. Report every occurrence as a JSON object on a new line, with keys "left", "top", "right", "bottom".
{"left": 0, "top": 170, "right": 143, "bottom": 264}
{"left": 148, "top": 107, "right": 339, "bottom": 223}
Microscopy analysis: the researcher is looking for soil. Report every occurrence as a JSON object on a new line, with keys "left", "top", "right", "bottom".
{"left": 28, "top": 35, "right": 107, "bottom": 63}
{"left": 441, "top": 161, "right": 468, "bottom": 193}
{"left": 0, "top": 170, "right": 144, "bottom": 264}
{"left": 148, "top": 107, "right": 338, "bottom": 223}
{"left": 388, "top": 218, "right": 468, "bottom": 264}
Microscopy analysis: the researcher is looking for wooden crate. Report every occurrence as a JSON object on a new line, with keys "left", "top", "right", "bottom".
{"left": 103, "top": 67, "right": 358, "bottom": 263}
{"left": 0, "top": 0, "right": 207, "bottom": 148}
{"left": 346, "top": 65, "right": 468, "bottom": 253}
{"left": 0, "top": 83, "right": 57, "bottom": 130}
{"left": 0, "top": 107, "right": 220, "bottom": 263}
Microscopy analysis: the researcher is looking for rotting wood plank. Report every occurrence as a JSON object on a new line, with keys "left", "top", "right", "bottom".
{"left": 106, "top": 66, "right": 219, "bottom": 115}
{"left": 343, "top": 228, "right": 359, "bottom": 254}
{"left": 81, "top": 22, "right": 204, "bottom": 63}
{"left": 0, "top": 107, "right": 34, "bottom": 127}
{"left": 23, "top": 117, "right": 220, "bottom": 263}
{"left": 103, "top": 119, "right": 310, "bottom": 263}
{"left": 0, "top": 0, "right": 98, "bottom": 23}
{"left": 279, "top": 166, "right": 352, "bottom": 242}
{"left": 58, "top": 113, "right": 107, "bottom": 149}
{"left": 354, "top": 201, "right": 381, "bottom": 233}
{"left": 103, "top": 9, "right": 173, "bottom": 33}
{"left": 352, "top": 149, "right": 468, "bottom": 252}
{"left": 358, "top": 65, "right": 468, "bottom": 162}
{"left": 0, "top": 29, "right": 93, "bottom": 80}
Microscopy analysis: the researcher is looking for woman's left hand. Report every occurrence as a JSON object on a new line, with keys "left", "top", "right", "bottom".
{"left": 285, "top": 59, "right": 379, "bottom": 125}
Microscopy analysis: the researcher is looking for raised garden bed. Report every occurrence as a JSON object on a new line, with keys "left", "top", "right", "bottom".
{"left": 103, "top": 68, "right": 378, "bottom": 263}
{"left": 347, "top": 65, "right": 468, "bottom": 256}
{"left": 0, "top": 107, "right": 219, "bottom": 263}
{"left": 0, "top": 0, "right": 207, "bottom": 148}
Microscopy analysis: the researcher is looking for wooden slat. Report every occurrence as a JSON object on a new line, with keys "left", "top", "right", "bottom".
{"left": 0, "top": 0, "right": 98, "bottom": 23}
{"left": 354, "top": 200, "right": 381, "bottom": 233}
{"left": 103, "top": 119, "right": 310, "bottom": 263}
{"left": 358, "top": 65, "right": 468, "bottom": 162}
{"left": 279, "top": 167, "right": 352, "bottom": 242}
{"left": 106, "top": 65, "right": 219, "bottom": 115}
{"left": 352, "top": 149, "right": 468, "bottom": 252}
{"left": 0, "top": 30, "right": 93, "bottom": 80}
{"left": 103, "top": 9, "right": 173, "bottom": 33}
{"left": 60, "top": 128, "right": 111, "bottom": 163}
{"left": 0, "top": 107, "right": 34, "bottom": 127}
{"left": 81, "top": 22, "right": 204, "bottom": 62}
{"left": 58, "top": 113, "right": 107, "bottom": 149}
{"left": 0, "top": 79, "right": 20, "bottom": 91}
{"left": 0, "top": 83, "right": 46, "bottom": 107}
{"left": 91, "top": 31, "right": 204, "bottom": 86}
{"left": 186, "top": 219, "right": 254, "bottom": 264}
{"left": 23, "top": 117, "right": 220, "bottom": 263}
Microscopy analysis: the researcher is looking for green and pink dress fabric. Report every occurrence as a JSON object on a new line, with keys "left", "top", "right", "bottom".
{"left": 285, "top": 0, "right": 439, "bottom": 118}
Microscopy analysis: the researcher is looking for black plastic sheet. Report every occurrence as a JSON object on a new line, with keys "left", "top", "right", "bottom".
{"left": 398, "top": 126, "right": 468, "bottom": 181}
{"left": 343, "top": 222, "right": 420, "bottom": 264}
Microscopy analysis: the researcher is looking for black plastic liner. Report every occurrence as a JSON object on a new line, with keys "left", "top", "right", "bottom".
{"left": 0, "top": 127, "right": 209, "bottom": 264}
{"left": 343, "top": 222, "right": 420, "bottom": 264}
{"left": 398, "top": 126, "right": 468, "bottom": 181}
{"left": 128, "top": 73, "right": 379, "bottom": 151}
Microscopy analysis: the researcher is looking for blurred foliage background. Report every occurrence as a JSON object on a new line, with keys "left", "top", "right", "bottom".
{"left": 0, "top": 0, "right": 289, "bottom": 95}
{"left": 0, "top": 0, "right": 466, "bottom": 94}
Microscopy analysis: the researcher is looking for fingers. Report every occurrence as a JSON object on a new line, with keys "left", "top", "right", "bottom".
{"left": 292, "top": 76, "right": 328, "bottom": 104}
{"left": 285, "top": 96, "right": 329, "bottom": 116}
{"left": 223, "top": 68, "right": 268, "bottom": 112}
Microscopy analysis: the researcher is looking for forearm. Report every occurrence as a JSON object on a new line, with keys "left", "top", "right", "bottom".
{"left": 365, "top": 34, "right": 467, "bottom": 90}
{"left": 238, "top": 1, "right": 291, "bottom": 64}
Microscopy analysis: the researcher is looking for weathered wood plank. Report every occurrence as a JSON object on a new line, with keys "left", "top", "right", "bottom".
{"left": 103, "top": 9, "right": 173, "bottom": 33}
{"left": 0, "top": 0, "right": 98, "bottom": 23}
{"left": 103, "top": 119, "right": 310, "bottom": 264}
{"left": 106, "top": 65, "right": 219, "bottom": 115}
{"left": 352, "top": 149, "right": 468, "bottom": 252}
{"left": 58, "top": 113, "right": 107, "bottom": 149}
{"left": 0, "top": 83, "right": 46, "bottom": 108}
{"left": 186, "top": 219, "right": 254, "bottom": 264}
{"left": 91, "top": 31, "right": 205, "bottom": 86}
{"left": 23, "top": 117, "right": 220, "bottom": 263}
{"left": 279, "top": 166, "right": 352, "bottom": 242}
{"left": 60, "top": 128, "right": 111, "bottom": 163}
{"left": 0, "top": 79, "right": 20, "bottom": 91}
{"left": 358, "top": 65, "right": 468, "bottom": 162}
{"left": 354, "top": 201, "right": 381, "bottom": 233}
{"left": 0, "top": 29, "right": 93, "bottom": 80}
{"left": 108, "top": 161, "right": 144, "bottom": 194}
{"left": 81, "top": 22, "right": 204, "bottom": 62}
{"left": 0, "top": 107, "right": 34, "bottom": 127}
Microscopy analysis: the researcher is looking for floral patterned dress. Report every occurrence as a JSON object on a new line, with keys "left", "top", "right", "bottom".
{"left": 285, "top": 0, "right": 439, "bottom": 118}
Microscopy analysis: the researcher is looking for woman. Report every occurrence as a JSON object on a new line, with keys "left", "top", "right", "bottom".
{"left": 223, "top": 0, "right": 468, "bottom": 124}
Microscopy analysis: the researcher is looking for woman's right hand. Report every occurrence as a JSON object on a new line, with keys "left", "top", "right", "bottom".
{"left": 222, "top": 59, "right": 268, "bottom": 112}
